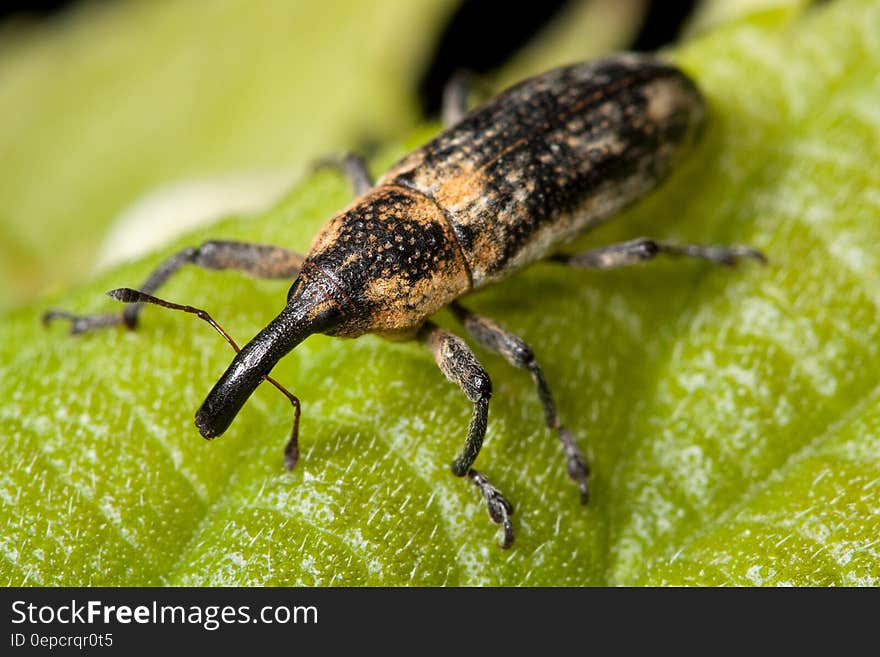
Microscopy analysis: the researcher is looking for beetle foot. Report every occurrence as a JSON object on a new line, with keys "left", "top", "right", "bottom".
{"left": 42, "top": 309, "right": 127, "bottom": 335}
{"left": 559, "top": 427, "right": 590, "bottom": 504}
{"left": 719, "top": 245, "right": 767, "bottom": 267}
{"left": 283, "top": 436, "right": 299, "bottom": 471}
{"left": 467, "top": 468, "right": 514, "bottom": 549}
{"left": 659, "top": 242, "right": 768, "bottom": 268}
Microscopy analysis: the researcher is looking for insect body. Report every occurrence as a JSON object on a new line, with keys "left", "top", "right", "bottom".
{"left": 45, "top": 54, "right": 763, "bottom": 548}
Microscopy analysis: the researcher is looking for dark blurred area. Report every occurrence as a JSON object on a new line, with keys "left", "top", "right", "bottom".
{"left": 0, "top": 0, "right": 78, "bottom": 17}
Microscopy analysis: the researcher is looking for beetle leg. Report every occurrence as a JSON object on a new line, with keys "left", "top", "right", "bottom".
{"left": 451, "top": 302, "right": 590, "bottom": 504}
{"left": 442, "top": 71, "right": 471, "bottom": 127}
{"left": 420, "top": 322, "right": 492, "bottom": 475}
{"left": 442, "top": 71, "right": 495, "bottom": 127}
{"left": 468, "top": 469, "right": 514, "bottom": 549}
{"left": 419, "top": 321, "right": 515, "bottom": 548}
{"left": 312, "top": 152, "right": 374, "bottom": 196}
{"left": 43, "top": 240, "right": 304, "bottom": 335}
{"left": 549, "top": 238, "right": 766, "bottom": 269}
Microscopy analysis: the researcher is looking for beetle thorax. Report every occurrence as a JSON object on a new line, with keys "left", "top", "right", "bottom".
{"left": 302, "top": 187, "right": 471, "bottom": 338}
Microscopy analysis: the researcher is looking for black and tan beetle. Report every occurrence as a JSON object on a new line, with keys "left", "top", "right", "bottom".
{"left": 45, "top": 53, "right": 764, "bottom": 548}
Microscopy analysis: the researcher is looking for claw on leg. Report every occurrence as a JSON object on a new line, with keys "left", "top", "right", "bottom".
{"left": 559, "top": 427, "right": 590, "bottom": 504}
{"left": 468, "top": 468, "right": 514, "bottom": 549}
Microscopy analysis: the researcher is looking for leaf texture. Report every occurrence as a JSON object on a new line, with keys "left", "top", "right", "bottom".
{"left": 1, "top": 0, "right": 878, "bottom": 585}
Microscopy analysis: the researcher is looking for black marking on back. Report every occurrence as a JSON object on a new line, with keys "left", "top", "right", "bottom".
{"left": 387, "top": 55, "right": 703, "bottom": 282}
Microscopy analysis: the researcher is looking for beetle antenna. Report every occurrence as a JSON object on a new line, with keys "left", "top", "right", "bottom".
{"left": 108, "top": 287, "right": 303, "bottom": 470}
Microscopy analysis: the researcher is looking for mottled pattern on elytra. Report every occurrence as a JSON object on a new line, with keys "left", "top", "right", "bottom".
{"left": 381, "top": 53, "right": 704, "bottom": 286}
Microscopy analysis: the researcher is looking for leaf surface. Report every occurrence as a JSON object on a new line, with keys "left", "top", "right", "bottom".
{"left": 1, "top": 0, "right": 878, "bottom": 585}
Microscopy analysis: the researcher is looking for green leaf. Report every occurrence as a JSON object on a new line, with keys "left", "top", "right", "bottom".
{"left": 2, "top": 0, "right": 879, "bottom": 585}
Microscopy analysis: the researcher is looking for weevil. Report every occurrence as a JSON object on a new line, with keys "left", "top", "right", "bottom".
{"left": 44, "top": 53, "right": 764, "bottom": 548}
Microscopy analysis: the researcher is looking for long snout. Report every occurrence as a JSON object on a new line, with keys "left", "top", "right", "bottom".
{"left": 194, "top": 278, "right": 338, "bottom": 439}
